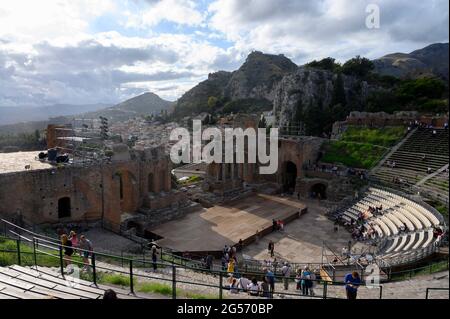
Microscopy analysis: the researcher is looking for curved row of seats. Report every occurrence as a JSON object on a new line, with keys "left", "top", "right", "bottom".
{"left": 336, "top": 187, "right": 445, "bottom": 265}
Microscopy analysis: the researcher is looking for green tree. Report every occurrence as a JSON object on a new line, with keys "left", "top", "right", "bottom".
{"left": 306, "top": 57, "right": 341, "bottom": 72}
{"left": 342, "top": 55, "right": 374, "bottom": 77}
{"left": 207, "top": 96, "right": 219, "bottom": 109}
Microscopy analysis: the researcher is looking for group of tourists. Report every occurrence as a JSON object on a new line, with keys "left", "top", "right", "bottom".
{"left": 227, "top": 267, "right": 275, "bottom": 298}
{"left": 60, "top": 230, "right": 93, "bottom": 272}
{"left": 221, "top": 244, "right": 239, "bottom": 275}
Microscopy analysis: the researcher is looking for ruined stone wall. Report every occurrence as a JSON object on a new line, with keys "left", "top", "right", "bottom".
{"left": 203, "top": 136, "right": 324, "bottom": 192}
{"left": 0, "top": 147, "right": 178, "bottom": 229}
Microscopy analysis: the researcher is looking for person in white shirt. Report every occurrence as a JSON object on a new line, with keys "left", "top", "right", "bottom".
{"left": 247, "top": 278, "right": 260, "bottom": 296}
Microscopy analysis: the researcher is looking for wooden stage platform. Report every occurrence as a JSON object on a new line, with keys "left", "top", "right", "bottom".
{"left": 148, "top": 194, "right": 307, "bottom": 255}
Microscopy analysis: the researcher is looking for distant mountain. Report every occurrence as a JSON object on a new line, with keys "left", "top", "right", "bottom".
{"left": 173, "top": 51, "right": 298, "bottom": 118}
{"left": 82, "top": 92, "right": 173, "bottom": 123}
{"left": 373, "top": 43, "right": 449, "bottom": 80}
{"left": 0, "top": 103, "right": 110, "bottom": 126}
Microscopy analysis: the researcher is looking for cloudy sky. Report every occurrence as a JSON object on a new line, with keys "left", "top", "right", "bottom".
{"left": 0, "top": 0, "right": 448, "bottom": 106}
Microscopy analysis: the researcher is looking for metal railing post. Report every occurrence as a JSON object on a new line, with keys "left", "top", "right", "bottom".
{"left": 172, "top": 265, "right": 177, "bottom": 299}
{"left": 33, "top": 238, "right": 38, "bottom": 270}
{"left": 379, "top": 285, "right": 383, "bottom": 299}
{"left": 219, "top": 272, "right": 223, "bottom": 299}
{"left": 425, "top": 288, "right": 429, "bottom": 299}
{"left": 16, "top": 238, "right": 21, "bottom": 266}
{"left": 59, "top": 244, "right": 64, "bottom": 276}
{"left": 129, "top": 260, "right": 134, "bottom": 294}
{"left": 92, "top": 253, "right": 97, "bottom": 286}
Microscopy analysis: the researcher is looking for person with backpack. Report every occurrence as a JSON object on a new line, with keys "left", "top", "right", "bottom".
{"left": 281, "top": 262, "right": 291, "bottom": 290}
{"left": 300, "top": 266, "right": 313, "bottom": 296}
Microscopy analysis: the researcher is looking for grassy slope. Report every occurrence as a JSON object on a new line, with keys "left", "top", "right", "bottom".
{"left": 322, "top": 126, "right": 406, "bottom": 169}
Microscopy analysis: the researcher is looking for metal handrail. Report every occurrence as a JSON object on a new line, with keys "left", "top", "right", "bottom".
{"left": 0, "top": 233, "right": 386, "bottom": 299}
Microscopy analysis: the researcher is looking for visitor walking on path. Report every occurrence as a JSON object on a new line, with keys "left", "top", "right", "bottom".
{"left": 60, "top": 234, "right": 74, "bottom": 272}
{"left": 78, "top": 235, "right": 93, "bottom": 271}
{"left": 268, "top": 240, "right": 275, "bottom": 257}
{"left": 69, "top": 231, "right": 78, "bottom": 252}
{"left": 281, "top": 262, "right": 291, "bottom": 290}
{"left": 344, "top": 271, "right": 361, "bottom": 300}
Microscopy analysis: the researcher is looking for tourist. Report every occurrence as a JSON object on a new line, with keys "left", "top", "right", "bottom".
{"left": 334, "top": 220, "right": 339, "bottom": 232}
{"left": 238, "top": 239, "right": 243, "bottom": 251}
{"left": 247, "top": 278, "right": 260, "bottom": 297}
{"left": 265, "top": 268, "right": 275, "bottom": 297}
{"left": 227, "top": 258, "right": 235, "bottom": 275}
{"left": 69, "top": 231, "right": 78, "bottom": 251}
{"left": 432, "top": 129, "right": 437, "bottom": 137}
{"left": 272, "top": 219, "right": 277, "bottom": 231}
{"left": 281, "top": 262, "right": 291, "bottom": 290}
{"left": 221, "top": 254, "right": 228, "bottom": 271}
{"left": 295, "top": 268, "right": 302, "bottom": 290}
{"left": 238, "top": 277, "right": 251, "bottom": 293}
{"left": 300, "top": 266, "right": 313, "bottom": 296}
{"left": 444, "top": 122, "right": 448, "bottom": 130}
{"left": 260, "top": 277, "right": 270, "bottom": 298}
{"left": 427, "top": 167, "right": 432, "bottom": 174}
{"left": 309, "top": 269, "right": 317, "bottom": 297}
{"left": 277, "top": 220, "right": 284, "bottom": 231}
{"left": 103, "top": 289, "right": 118, "bottom": 300}
{"left": 229, "top": 277, "right": 239, "bottom": 294}
{"left": 60, "top": 234, "right": 74, "bottom": 271}
{"left": 78, "top": 235, "right": 93, "bottom": 271}
{"left": 268, "top": 241, "right": 275, "bottom": 257}
{"left": 344, "top": 271, "right": 361, "bottom": 300}
{"left": 151, "top": 245, "right": 158, "bottom": 271}
{"left": 205, "top": 253, "right": 213, "bottom": 270}
{"left": 342, "top": 247, "right": 348, "bottom": 259}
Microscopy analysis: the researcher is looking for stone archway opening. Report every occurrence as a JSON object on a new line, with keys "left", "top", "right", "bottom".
{"left": 310, "top": 183, "right": 327, "bottom": 199}
{"left": 282, "top": 161, "right": 297, "bottom": 194}
{"left": 58, "top": 197, "right": 71, "bottom": 219}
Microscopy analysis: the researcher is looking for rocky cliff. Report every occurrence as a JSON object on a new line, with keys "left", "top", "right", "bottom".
{"left": 273, "top": 67, "right": 371, "bottom": 132}
{"left": 173, "top": 51, "right": 297, "bottom": 118}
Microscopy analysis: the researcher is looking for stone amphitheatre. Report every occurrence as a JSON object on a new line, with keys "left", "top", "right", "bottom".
{"left": 0, "top": 112, "right": 448, "bottom": 300}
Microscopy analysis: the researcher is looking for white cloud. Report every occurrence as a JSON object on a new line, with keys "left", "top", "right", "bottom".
{"left": 0, "top": 0, "right": 116, "bottom": 44}
{"left": 125, "top": 0, "right": 204, "bottom": 28}
{"left": 208, "top": 0, "right": 449, "bottom": 63}
{"left": 0, "top": 0, "right": 448, "bottom": 107}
